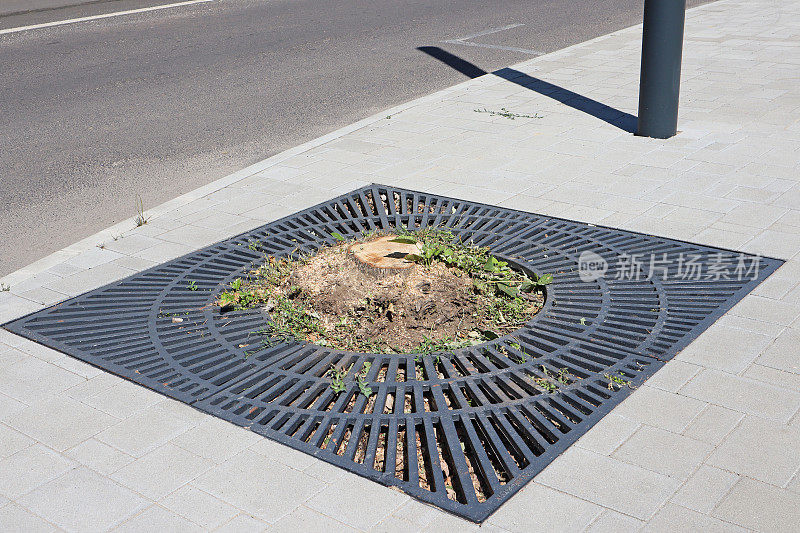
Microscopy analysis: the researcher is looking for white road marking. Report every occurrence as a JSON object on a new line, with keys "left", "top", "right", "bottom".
{"left": 443, "top": 23, "right": 544, "bottom": 56}
{"left": 449, "top": 23, "right": 525, "bottom": 42}
{"left": 0, "top": 0, "right": 212, "bottom": 36}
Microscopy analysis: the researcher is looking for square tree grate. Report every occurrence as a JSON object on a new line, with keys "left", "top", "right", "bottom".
{"left": 3, "top": 185, "right": 782, "bottom": 522}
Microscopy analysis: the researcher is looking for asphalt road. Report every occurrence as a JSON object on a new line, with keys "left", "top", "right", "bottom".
{"left": 0, "top": 0, "right": 709, "bottom": 276}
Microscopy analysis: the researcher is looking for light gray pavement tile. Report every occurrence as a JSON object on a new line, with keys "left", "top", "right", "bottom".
{"left": 5, "top": 395, "right": 119, "bottom": 452}
{"left": 743, "top": 364, "right": 800, "bottom": 392}
{"left": 103, "top": 234, "right": 164, "bottom": 255}
{"left": 132, "top": 241, "right": 195, "bottom": 263}
{"left": 14, "top": 339, "right": 70, "bottom": 364}
{"left": 574, "top": 413, "right": 640, "bottom": 455}
{"left": 193, "top": 450, "right": 323, "bottom": 523}
{"left": 660, "top": 190, "right": 741, "bottom": 214}
{"left": 214, "top": 513, "right": 270, "bottom": 533}
{"left": 0, "top": 293, "right": 45, "bottom": 323}
{"left": 248, "top": 437, "right": 319, "bottom": 471}
{"left": 773, "top": 185, "right": 800, "bottom": 210}
{"left": 583, "top": 509, "right": 644, "bottom": 532}
{"left": 115, "top": 504, "right": 204, "bottom": 533}
{"left": 111, "top": 443, "right": 215, "bottom": 500}
{"left": 192, "top": 211, "right": 253, "bottom": 230}
{"left": 0, "top": 357, "right": 85, "bottom": 404}
{"left": 661, "top": 206, "right": 722, "bottom": 227}
{"left": 535, "top": 447, "right": 681, "bottom": 520}
{"left": 380, "top": 498, "right": 441, "bottom": 530}
{"left": 63, "top": 247, "right": 124, "bottom": 269}
{"left": 16, "top": 286, "right": 69, "bottom": 306}
{"left": 65, "top": 438, "right": 135, "bottom": 475}
{"left": 434, "top": 184, "right": 514, "bottom": 206}
{"left": 791, "top": 473, "right": 800, "bottom": 494}
{"left": 612, "top": 385, "right": 706, "bottom": 433}
{"left": 65, "top": 372, "right": 123, "bottom": 401}
{"left": 0, "top": 392, "right": 27, "bottom": 420}
{"left": 240, "top": 202, "right": 307, "bottom": 223}
{"left": 5, "top": 271, "right": 62, "bottom": 294}
{"left": 109, "top": 255, "right": 159, "bottom": 272}
{"left": 96, "top": 402, "right": 201, "bottom": 457}
{"left": 720, "top": 203, "right": 789, "bottom": 229}
{"left": 80, "top": 380, "right": 164, "bottom": 419}
{"left": 487, "top": 482, "right": 602, "bottom": 532}
{"left": 642, "top": 503, "right": 747, "bottom": 533}
{"left": 692, "top": 227, "right": 756, "bottom": 250}
{"left": 681, "top": 403, "right": 744, "bottom": 444}
{"left": 671, "top": 465, "right": 739, "bottom": 514}
{"left": 755, "top": 326, "right": 800, "bottom": 374}
{"left": 305, "top": 473, "right": 409, "bottom": 531}
{"left": 0, "top": 423, "right": 34, "bottom": 458}
{"left": 0, "top": 445, "right": 76, "bottom": 499}
{"left": 18, "top": 467, "right": 149, "bottom": 532}
{"left": 159, "top": 485, "right": 240, "bottom": 530}
{"left": 706, "top": 416, "right": 800, "bottom": 486}
{"left": 752, "top": 266, "right": 800, "bottom": 301}
{"left": 0, "top": 502, "right": 57, "bottom": 532}
{"left": 611, "top": 425, "right": 713, "bottom": 480}
{"left": 622, "top": 215, "right": 710, "bottom": 242}
{"left": 715, "top": 313, "right": 786, "bottom": 338}
{"left": 644, "top": 361, "right": 703, "bottom": 393}
{"left": 158, "top": 225, "right": 230, "bottom": 249}
{"left": 268, "top": 505, "right": 359, "bottom": 533}
{"left": 675, "top": 324, "right": 773, "bottom": 374}
{"left": 0, "top": 345, "right": 26, "bottom": 370}
{"left": 679, "top": 368, "right": 800, "bottom": 422}
{"left": 713, "top": 477, "right": 800, "bottom": 532}
{"left": 369, "top": 515, "right": 422, "bottom": 533}
{"left": 741, "top": 229, "right": 800, "bottom": 260}
{"left": 497, "top": 194, "right": 557, "bottom": 214}
{"left": 43, "top": 262, "right": 135, "bottom": 296}
{"left": 170, "top": 417, "right": 262, "bottom": 463}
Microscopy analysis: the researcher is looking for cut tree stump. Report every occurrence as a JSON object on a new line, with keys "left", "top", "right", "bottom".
{"left": 349, "top": 235, "right": 421, "bottom": 276}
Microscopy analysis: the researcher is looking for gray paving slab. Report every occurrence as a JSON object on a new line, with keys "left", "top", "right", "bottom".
{"left": 534, "top": 447, "right": 682, "bottom": 520}
{"left": 17, "top": 467, "right": 150, "bottom": 532}
{"left": 713, "top": 477, "right": 800, "bottom": 532}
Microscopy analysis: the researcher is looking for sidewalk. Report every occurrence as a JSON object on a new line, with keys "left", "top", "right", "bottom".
{"left": 2, "top": 0, "right": 800, "bottom": 530}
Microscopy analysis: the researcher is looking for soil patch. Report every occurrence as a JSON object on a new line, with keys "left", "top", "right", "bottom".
{"left": 218, "top": 229, "right": 548, "bottom": 354}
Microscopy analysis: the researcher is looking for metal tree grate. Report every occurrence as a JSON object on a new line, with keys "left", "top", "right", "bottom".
{"left": 3, "top": 185, "right": 782, "bottom": 522}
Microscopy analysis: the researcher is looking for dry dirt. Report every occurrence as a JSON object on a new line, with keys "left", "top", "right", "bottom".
{"left": 275, "top": 239, "right": 543, "bottom": 352}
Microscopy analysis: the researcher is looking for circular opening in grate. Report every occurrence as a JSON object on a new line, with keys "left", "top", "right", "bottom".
{"left": 217, "top": 231, "right": 549, "bottom": 356}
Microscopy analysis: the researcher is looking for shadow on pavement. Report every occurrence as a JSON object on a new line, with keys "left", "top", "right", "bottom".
{"left": 416, "top": 46, "right": 637, "bottom": 133}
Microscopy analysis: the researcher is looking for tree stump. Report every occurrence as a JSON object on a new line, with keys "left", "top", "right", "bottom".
{"left": 349, "top": 235, "right": 421, "bottom": 278}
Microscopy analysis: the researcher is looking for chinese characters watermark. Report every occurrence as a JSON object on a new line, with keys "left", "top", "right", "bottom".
{"left": 578, "top": 251, "right": 761, "bottom": 282}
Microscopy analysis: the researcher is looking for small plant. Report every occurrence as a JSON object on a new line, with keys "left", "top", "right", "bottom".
{"left": 474, "top": 107, "right": 543, "bottom": 120}
{"left": 0, "top": 283, "right": 10, "bottom": 292}
{"left": 187, "top": 281, "right": 198, "bottom": 291}
{"left": 532, "top": 365, "right": 573, "bottom": 392}
{"left": 134, "top": 195, "right": 149, "bottom": 227}
{"left": 604, "top": 371, "right": 636, "bottom": 390}
{"left": 327, "top": 364, "right": 349, "bottom": 394}
{"left": 356, "top": 362, "right": 373, "bottom": 397}
{"left": 331, "top": 231, "right": 345, "bottom": 242}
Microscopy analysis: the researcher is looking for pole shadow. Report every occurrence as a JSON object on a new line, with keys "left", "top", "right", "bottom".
{"left": 416, "top": 46, "right": 637, "bottom": 134}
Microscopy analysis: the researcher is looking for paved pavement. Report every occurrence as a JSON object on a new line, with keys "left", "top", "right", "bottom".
{"left": 0, "top": 0, "right": 711, "bottom": 276}
{"left": 1, "top": 0, "right": 800, "bottom": 530}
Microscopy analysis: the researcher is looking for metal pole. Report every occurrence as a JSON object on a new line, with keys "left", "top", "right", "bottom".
{"left": 636, "top": 0, "right": 687, "bottom": 139}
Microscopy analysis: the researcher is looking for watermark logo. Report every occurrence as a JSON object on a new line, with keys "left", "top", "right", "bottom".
{"left": 577, "top": 251, "right": 762, "bottom": 282}
{"left": 578, "top": 251, "right": 608, "bottom": 282}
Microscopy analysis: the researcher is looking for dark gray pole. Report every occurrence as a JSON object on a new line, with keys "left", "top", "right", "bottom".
{"left": 636, "top": 0, "right": 687, "bottom": 139}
